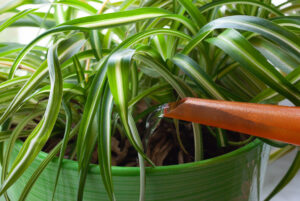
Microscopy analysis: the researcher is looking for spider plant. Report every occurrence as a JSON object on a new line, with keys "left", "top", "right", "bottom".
{"left": 0, "top": 0, "right": 299, "bottom": 200}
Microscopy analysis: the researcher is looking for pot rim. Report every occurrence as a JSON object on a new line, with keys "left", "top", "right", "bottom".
{"left": 14, "top": 139, "right": 263, "bottom": 176}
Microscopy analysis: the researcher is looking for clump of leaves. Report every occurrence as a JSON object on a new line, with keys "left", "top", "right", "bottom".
{"left": 0, "top": 0, "right": 299, "bottom": 201}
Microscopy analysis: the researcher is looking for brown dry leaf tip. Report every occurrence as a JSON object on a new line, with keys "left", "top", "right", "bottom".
{"left": 19, "top": 64, "right": 35, "bottom": 72}
{"left": 97, "top": 0, "right": 110, "bottom": 14}
{"left": 0, "top": 62, "right": 35, "bottom": 72}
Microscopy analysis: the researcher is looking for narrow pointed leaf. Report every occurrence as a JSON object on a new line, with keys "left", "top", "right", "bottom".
{"left": 117, "top": 28, "right": 191, "bottom": 50}
{"left": 0, "top": 44, "right": 63, "bottom": 195}
{"left": 152, "top": 35, "right": 168, "bottom": 61}
{"left": 0, "top": 33, "right": 86, "bottom": 125}
{"left": 183, "top": 15, "right": 300, "bottom": 57}
{"left": 134, "top": 52, "right": 203, "bottom": 160}
{"left": 27, "top": 83, "right": 85, "bottom": 100}
{"left": 77, "top": 110, "right": 98, "bottom": 201}
{"left": 134, "top": 52, "right": 190, "bottom": 98}
{"left": 107, "top": 49, "right": 153, "bottom": 165}
{"left": 98, "top": 84, "right": 115, "bottom": 201}
{"left": 177, "top": 0, "right": 206, "bottom": 28}
{"left": 207, "top": 29, "right": 300, "bottom": 105}
{"left": 51, "top": 100, "right": 72, "bottom": 201}
{"left": 172, "top": 54, "right": 227, "bottom": 100}
{"left": 0, "top": 131, "right": 31, "bottom": 142}
{"left": 272, "top": 16, "right": 300, "bottom": 33}
{"left": 172, "top": 54, "right": 229, "bottom": 147}
{"left": 54, "top": 0, "right": 67, "bottom": 24}
{"left": 199, "top": 0, "right": 283, "bottom": 16}
{"left": 54, "top": 0, "right": 98, "bottom": 14}
{"left": 72, "top": 55, "right": 86, "bottom": 88}
{"left": 17, "top": 123, "right": 80, "bottom": 201}
{"left": 76, "top": 61, "right": 108, "bottom": 164}
{"left": 0, "top": 8, "right": 37, "bottom": 32}
{"left": 251, "top": 67, "right": 300, "bottom": 103}
{"left": 61, "top": 8, "right": 171, "bottom": 28}
{"left": 1, "top": 111, "right": 44, "bottom": 187}
{"left": 7, "top": 25, "right": 86, "bottom": 79}
{"left": 129, "top": 83, "right": 171, "bottom": 107}
{"left": 128, "top": 114, "right": 146, "bottom": 201}
{"left": 90, "top": 30, "right": 103, "bottom": 61}
{"left": 0, "top": 57, "right": 36, "bottom": 71}
{"left": 0, "top": 12, "right": 55, "bottom": 29}
{"left": 62, "top": 8, "right": 198, "bottom": 34}
{"left": 251, "top": 37, "right": 300, "bottom": 74}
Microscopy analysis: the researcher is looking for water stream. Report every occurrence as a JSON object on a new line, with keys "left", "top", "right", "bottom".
{"left": 143, "top": 104, "right": 166, "bottom": 149}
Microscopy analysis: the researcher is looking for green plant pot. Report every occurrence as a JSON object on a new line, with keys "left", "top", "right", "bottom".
{"left": 6, "top": 139, "right": 269, "bottom": 201}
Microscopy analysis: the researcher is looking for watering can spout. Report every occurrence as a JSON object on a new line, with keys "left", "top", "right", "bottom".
{"left": 164, "top": 97, "right": 300, "bottom": 146}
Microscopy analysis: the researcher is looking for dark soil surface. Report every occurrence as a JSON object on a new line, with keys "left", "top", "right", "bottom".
{"left": 42, "top": 119, "right": 251, "bottom": 167}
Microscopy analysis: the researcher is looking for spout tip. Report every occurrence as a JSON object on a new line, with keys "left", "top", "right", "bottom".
{"left": 163, "top": 98, "right": 187, "bottom": 117}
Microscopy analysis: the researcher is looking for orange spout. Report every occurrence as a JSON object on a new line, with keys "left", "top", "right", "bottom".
{"left": 164, "top": 97, "right": 300, "bottom": 146}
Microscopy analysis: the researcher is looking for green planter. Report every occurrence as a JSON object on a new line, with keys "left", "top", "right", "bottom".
{"left": 7, "top": 139, "right": 269, "bottom": 201}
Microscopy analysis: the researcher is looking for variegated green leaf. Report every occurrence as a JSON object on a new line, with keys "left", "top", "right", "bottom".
{"left": 128, "top": 113, "right": 146, "bottom": 201}
{"left": 172, "top": 54, "right": 227, "bottom": 100}
{"left": 251, "top": 37, "right": 300, "bottom": 74}
{"left": 72, "top": 55, "right": 86, "bottom": 88}
{"left": 76, "top": 60, "right": 108, "bottom": 165}
{"left": 0, "top": 0, "right": 48, "bottom": 13}
{"left": 207, "top": 29, "right": 300, "bottom": 105}
{"left": 18, "top": 123, "right": 80, "bottom": 201}
{"left": 272, "top": 16, "right": 300, "bottom": 32}
{"left": 54, "top": 0, "right": 98, "bottom": 15}
{"left": 1, "top": 1, "right": 299, "bottom": 200}
{"left": 77, "top": 103, "right": 99, "bottom": 201}
{"left": 172, "top": 54, "right": 229, "bottom": 147}
{"left": 52, "top": 100, "right": 72, "bottom": 201}
{"left": 0, "top": 44, "right": 63, "bottom": 195}
{"left": 134, "top": 51, "right": 203, "bottom": 160}
{"left": 7, "top": 25, "right": 86, "bottom": 79}
{"left": 0, "top": 131, "right": 31, "bottom": 142}
{"left": 26, "top": 83, "right": 84, "bottom": 100}
{"left": 0, "top": 33, "right": 86, "bottom": 125}
{"left": 107, "top": 49, "right": 153, "bottom": 166}
{"left": 90, "top": 30, "right": 103, "bottom": 61}
{"left": 97, "top": 83, "right": 115, "bottom": 201}
{"left": 183, "top": 15, "right": 300, "bottom": 57}
{"left": 62, "top": 8, "right": 198, "bottom": 34}
{"left": 0, "top": 8, "right": 37, "bottom": 32}
{"left": 1, "top": 111, "right": 44, "bottom": 189}
{"left": 199, "top": 0, "right": 283, "bottom": 16}
{"left": 177, "top": 0, "right": 206, "bottom": 28}
{"left": 251, "top": 67, "right": 300, "bottom": 104}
